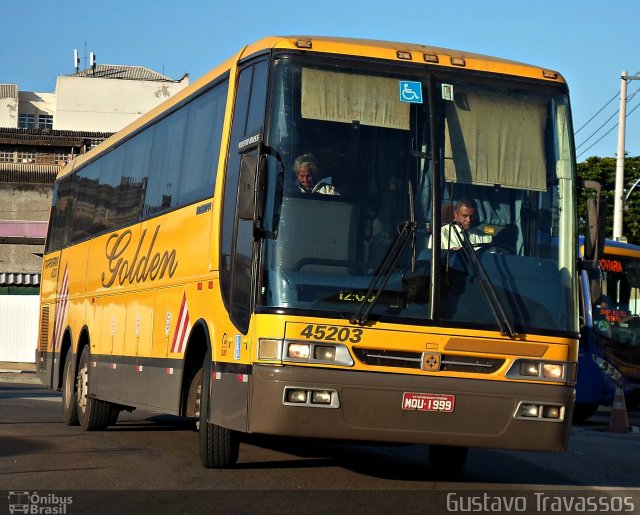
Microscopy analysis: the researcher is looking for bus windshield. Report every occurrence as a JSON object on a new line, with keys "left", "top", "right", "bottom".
{"left": 593, "top": 252, "right": 640, "bottom": 349}
{"left": 260, "top": 55, "right": 577, "bottom": 334}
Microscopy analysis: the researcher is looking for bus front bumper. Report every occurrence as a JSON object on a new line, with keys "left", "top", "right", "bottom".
{"left": 248, "top": 365, "right": 574, "bottom": 452}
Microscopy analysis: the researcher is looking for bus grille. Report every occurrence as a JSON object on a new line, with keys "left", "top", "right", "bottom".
{"left": 352, "top": 348, "right": 504, "bottom": 374}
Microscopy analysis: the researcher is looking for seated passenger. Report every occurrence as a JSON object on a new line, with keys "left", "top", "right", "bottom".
{"left": 429, "top": 197, "right": 492, "bottom": 249}
{"left": 292, "top": 153, "right": 339, "bottom": 195}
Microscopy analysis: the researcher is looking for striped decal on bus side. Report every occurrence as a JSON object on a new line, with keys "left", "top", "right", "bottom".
{"left": 170, "top": 292, "right": 190, "bottom": 354}
{"left": 53, "top": 265, "right": 69, "bottom": 351}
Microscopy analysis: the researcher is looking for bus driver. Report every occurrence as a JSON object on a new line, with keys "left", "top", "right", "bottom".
{"left": 292, "top": 153, "right": 339, "bottom": 195}
{"left": 429, "top": 197, "right": 492, "bottom": 250}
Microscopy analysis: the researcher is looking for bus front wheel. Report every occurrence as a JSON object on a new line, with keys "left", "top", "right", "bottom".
{"left": 198, "top": 367, "right": 239, "bottom": 468}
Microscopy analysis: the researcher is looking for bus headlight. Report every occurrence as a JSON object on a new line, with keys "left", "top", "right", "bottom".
{"left": 507, "top": 359, "right": 573, "bottom": 383}
{"left": 257, "top": 339, "right": 354, "bottom": 366}
{"left": 542, "top": 405, "right": 562, "bottom": 419}
{"left": 314, "top": 345, "right": 336, "bottom": 361}
{"left": 518, "top": 404, "right": 540, "bottom": 417}
{"left": 283, "top": 387, "right": 340, "bottom": 408}
{"left": 284, "top": 341, "right": 354, "bottom": 366}
{"left": 312, "top": 390, "right": 333, "bottom": 404}
{"left": 542, "top": 363, "right": 564, "bottom": 379}
{"left": 520, "top": 362, "right": 540, "bottom": 376}
{"left": 286, "top": 389, "right": 308, "bottom": 403}
{"left": 288, "top": 343, "right": 310, "bottom": 359}
{"left": 514, "top": 401, "right": 565, "bottom": 421}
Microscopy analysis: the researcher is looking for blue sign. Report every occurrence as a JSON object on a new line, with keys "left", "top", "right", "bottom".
{"left": 234, "top": 335, "right": 241, "bottom": 360}
{"left": 399, "top": 81, "right": 423, "bottom": 103}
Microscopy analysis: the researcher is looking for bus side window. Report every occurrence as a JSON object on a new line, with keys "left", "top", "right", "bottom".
{"left": 71, "top": 161, "right": 100, "bottom": 242}
{"left": 48, "top": 176, "right": 76, "bottom": 251}
{"left": 177, "top": 80, "right": 228, "bottom": 206}
{"left": 144, "top": 107, "right": 189, "bottom": 216}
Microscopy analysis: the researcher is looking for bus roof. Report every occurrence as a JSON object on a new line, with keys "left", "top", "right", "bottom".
{"left": 603, "top": 239, "right": 640, "bottom": 258}
{"left": 54, "top": 35, "right": 566, "bottom": 182}
{"left": 245, "top": 36, "right": 566, "bottom": 83}
{"left": 579, "top": 236, "right": 640, "bottom": 259}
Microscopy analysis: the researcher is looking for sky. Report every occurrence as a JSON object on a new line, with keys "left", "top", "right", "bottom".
{"left": 2, "top": 0, "right": 639, "bottom": 161}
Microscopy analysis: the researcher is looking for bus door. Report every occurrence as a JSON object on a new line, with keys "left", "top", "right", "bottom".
{"left": 216, "top": 59, "right": 269, "bottom": 431}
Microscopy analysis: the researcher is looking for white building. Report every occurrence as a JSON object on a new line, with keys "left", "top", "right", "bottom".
{"left": 2, "top": 64, "right": 189, "bottom": 132}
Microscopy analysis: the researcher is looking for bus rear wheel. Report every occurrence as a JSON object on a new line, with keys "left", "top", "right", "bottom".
{"left": 76, "top": 346, "right": 114, "bottom": 431}
{"left": 62, "top": 351, "right": 79, "bottom": 426}
{"left": 197, "top": 367, "right": 239, "bottom": 468}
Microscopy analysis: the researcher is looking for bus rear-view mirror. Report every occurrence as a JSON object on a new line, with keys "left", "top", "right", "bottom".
{"left": 237, "top": 154, "right": 266, "bottom": 222}
{"left": 582, "top": 180, "right": 606, "bottom": 264}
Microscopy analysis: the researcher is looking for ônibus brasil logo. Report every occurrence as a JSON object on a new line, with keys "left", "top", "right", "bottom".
{"left": 8, "top": 491, "right": 73, "bottom": 514}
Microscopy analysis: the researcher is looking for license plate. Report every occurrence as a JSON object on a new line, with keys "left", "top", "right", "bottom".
{"left": 402, "top": 392, "right": 455, "bottom": 412}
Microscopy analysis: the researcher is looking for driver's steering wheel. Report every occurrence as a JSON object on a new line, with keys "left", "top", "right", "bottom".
{"left": 475, "top": 243, "right": 516, "bottom": 255}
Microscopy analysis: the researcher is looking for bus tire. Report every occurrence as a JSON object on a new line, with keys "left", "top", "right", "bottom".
{"left": 62, "top": 351, "right": 79, "bottom": 426}
{"left": 187, "top": 368, "right": 203, "bottom": 426}
{"left": 76, "top": 346, "right": 111, "bottom": 431}
{"left": 107, "top": 406, "right": 120, "bottom": 426}
{"left": 200, "top": 419, "right": 239, "bottom": 469}
{"left": 428, "top": 444, "right": 468, "bottom": 479}
{"left": 198, "top": 365, "right": 239, "bottom": 468}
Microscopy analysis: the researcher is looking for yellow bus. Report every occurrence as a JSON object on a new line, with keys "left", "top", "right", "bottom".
{"left": 36, "top": 36, "right": 595, "bottom": 474}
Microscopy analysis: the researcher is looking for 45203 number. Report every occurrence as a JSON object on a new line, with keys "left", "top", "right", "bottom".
{"left": 300, "top": 324, "right": 363, "bottom": 343}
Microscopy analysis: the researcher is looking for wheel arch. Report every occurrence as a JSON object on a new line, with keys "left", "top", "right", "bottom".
{"left": 76, "top": 325, "right": 91, "bottom": 360}
{"left": 58, "top": 324, "right": 90, "bottom": 390}
{"left": 57, "top": 328, "right": 73, "bottom": 391}
{"left": 180, "top": 318, "right": 211, "bottom": 417}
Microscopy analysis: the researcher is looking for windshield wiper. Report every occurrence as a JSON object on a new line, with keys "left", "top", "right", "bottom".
{"left": 350, "top": 220, "right": 416, "bottom": 325}
{"left": 351, "top": 181, "right": 420, "bottom": 325}
{"left": 450, "top": 227, "right": 517, "bottom": 338}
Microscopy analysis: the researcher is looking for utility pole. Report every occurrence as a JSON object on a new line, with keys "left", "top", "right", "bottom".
{"left": 613, "top": 71, "right": 640, "bottom": 240}
{"left": 613, "top": 71, "right": 628, "bottom": 240}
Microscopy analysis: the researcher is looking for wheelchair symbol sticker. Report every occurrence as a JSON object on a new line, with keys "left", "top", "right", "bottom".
{"left": 399, "top": 81, "right": 423, "bottom": 103}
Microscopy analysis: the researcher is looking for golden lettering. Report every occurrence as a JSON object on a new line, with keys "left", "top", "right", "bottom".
{"left": 101, "top": 226, "right": 178, "bottom": 288}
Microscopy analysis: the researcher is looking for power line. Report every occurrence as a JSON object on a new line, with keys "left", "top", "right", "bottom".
{"left": 576, "top": 106, "right": 621, "bottom": 150}
{"left": 575, "top": 84, "right": 640, "bottom": 151}
{"left": 574, "top": 91, "right": 619, "bottom": 134}
{"left": 576, "top": 99, "right": 640, "bottom": 158}
{"left": 574, "top": 71, "right": 640, "bottom": 144}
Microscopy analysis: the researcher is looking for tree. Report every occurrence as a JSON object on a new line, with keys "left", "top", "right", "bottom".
{"left": 577, "top": 156, "right": 640, "bottom": 244}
